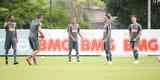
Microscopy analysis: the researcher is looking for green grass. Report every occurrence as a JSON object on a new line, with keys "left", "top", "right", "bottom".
{"left": 0, "top": 56, "right": 160, "bottom": 80}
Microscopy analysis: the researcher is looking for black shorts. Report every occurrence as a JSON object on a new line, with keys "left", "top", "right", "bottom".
{"left": 4, "top": 32, "right": 17, "bottom": 49}
{"left": 130, "top": 41, "right": 139, "bottom": 49}
{"left": 104, "top": 41, "right": 111, "bottom": 51}
{"left": 29, "top": 37, "right": 39, "bottom": 50}
{"left": 5, "top": 38, "right": 17, "bottom": 50}
{"left": 69, "top": 41, "right": 78, "bottom": 50}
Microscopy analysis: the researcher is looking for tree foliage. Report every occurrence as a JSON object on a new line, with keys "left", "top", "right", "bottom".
{"left": 103, "top": 0, "right": 160, "bottom": 29}
{"left": 104, "top": 0, "right": 147, "bottom": 29}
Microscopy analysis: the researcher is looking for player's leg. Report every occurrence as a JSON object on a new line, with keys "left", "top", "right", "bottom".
{"left": 131, "top": 41, "right": 136, "bottom": 59}
{"left": 132, "top": 41, "right": 139, "bottom": 63}
{"left": 108, "top": 50, "right": 112, "bottom": 62}
{"left": 32, "top": 49, "right": 39, "bottom": 65}
{"left": 105, "top": 50, "right": 109, "bottom": 62}
{"left": 26, "top": 49, "right": 39, "bottom": 65}
{"left": 5, "top": 49, "right": 9, "bottom": 64}
{"left": 68, "top": 41, "right": 73, "bottom": 62}
{"left": 68, "top": 49, "right": 72, "bottom": 62}
{"left": 105, "top": 50, "right": 112, "bottom": 63}
{"left": 134, "top": 41, "right": 139, "bottom": 60}
{"left": 12, "top": 39, "right": 18, "bottom": 64}
{"left": 104, "top": 42, "right": 112, "bottom": 63}
{"left": 108, "top": 41, "right": 112, "bottom": 63}
{"left": 13, "top": 49, "right": 18, "bottom": 64}
{"left": 104, "top": 43, "right": 109, "bottom": 62}
{"left": 4, "top": 38, "right": 11, "bottom": 64}
{"left": 75, "top": 42, "right": 80, "bottom": 62}
{"left": 75, "top": 49, "right": 80, "bottom": 62}
{"left": 133, "top": 49, "right": 139, "bottom": 60}
{"left": 26, "top": 53, "right": 33, "bottom": 65}
{"left": 26, "top": 37, "right": 38, "bottom": 65}
{"left": 32, "top": 38, "right": 39, "bottom": 65}
{"left": 26, "top": 37, "right": 33, "bottom": 65}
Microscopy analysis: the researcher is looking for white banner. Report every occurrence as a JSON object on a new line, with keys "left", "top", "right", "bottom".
{"left": 0, "top": 29, "right": 160, "bottom": 56}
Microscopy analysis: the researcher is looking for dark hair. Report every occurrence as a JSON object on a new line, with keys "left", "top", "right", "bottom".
{"left": 5, "top": 15, "right": 14, "bottom": 22}
{"left": 105, "top": 14, "right": 111, "bottom": 19}
{"left": 130, "top": 15, "right": 137, "bottom": 18}
{"left": 130, "top": 15, "right": 140, "bottom": 20}
{"left": 36, "top": 14, "right": 43, "bottom": 19}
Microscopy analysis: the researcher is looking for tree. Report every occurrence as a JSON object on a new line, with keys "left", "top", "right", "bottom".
{"left": 104, "top": 0, "right": 147, "bottom": 29}
{"left": 151, "top": 0, "right": 160, "bottom": 29}
{"left": 0, "top": 0, "right": 48, "bottom": 29}
{"left": 103, "top": 0, "right": 160, "bottom": 29}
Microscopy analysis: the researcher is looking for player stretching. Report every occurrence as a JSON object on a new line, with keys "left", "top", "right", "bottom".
{"left": 103, "top": 14, "right": 112, "bottom": 64}
{"left": 67, "top": 17, "right": 83, "bottom": 62}
{"left": 128, "top": 15, "right": 142, "bottom": 64}
{"left": 26, "top": 15, "right": 45, "bottom": 65}
{"left": 4, "top": 15, "right": 18, "bottom": 65}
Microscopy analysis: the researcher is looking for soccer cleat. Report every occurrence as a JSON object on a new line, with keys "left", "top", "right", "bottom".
{"left": 26, "top": 59, "right": 32, "bottom": 65}
{"left": 13, "top": 62, "right": 19, "bottom": 65}
{"left": 108, "top": 61, "right": 112, "bottom": 64}
{"left": 68, "top": 61, "right": 72, "bottom": 64}
{"left": 134, "top": 60, "right": 139, "bottom": 64}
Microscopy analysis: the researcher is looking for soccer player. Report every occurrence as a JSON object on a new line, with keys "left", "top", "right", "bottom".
{"left": 103, "top": 14, "right": 112, "bottom": 64}
{"left": 128, "top": 15, "right": 142, "bottom": 64}
{"left": 26, "top": 15, "right": 45, "bottom": 65}
{"left": 4, "top": 15, "right": 18, "bottom": 65}
{"left": 67, "top": 17, "right": 83, "bottom": 62}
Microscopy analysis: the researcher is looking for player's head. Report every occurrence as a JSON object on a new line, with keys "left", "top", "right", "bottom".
{"left": 5, "top": 15, "right": 15, "bottom": 22}
{"left": 70, "top": 16, "right": 77, "bottom": 24}
{"left": 36, "top": 14, "right": 44, "bottom": 22}
{"left": 104, "top": 13, "right": 111, "bottom": 23}
{"left": 130, "top": 15, "right": 138, "bottom": 24}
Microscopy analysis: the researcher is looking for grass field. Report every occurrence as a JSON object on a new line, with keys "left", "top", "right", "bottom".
{"left": 0, "top": 56, "right": 160, "bottom": 80}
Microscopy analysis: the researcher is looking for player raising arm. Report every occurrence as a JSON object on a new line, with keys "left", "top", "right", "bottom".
{"left": 4, "top": 15, "right": 18, "bottom": 65}
{"left": 103, "top": 14, "right": 112, "bottom": 64}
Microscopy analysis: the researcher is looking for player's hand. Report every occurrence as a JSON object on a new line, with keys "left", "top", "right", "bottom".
{"left": 5, "top": 26, "right": 9, "bottom": 31}
{"left": 39, "top": 35, "right": 45, "bottom": 39}
{"left": 16, "top": 39, "right": 18, "bottom": 43}
{"left": 80, "top": 36, "right": 84, "bottom": 39}
{"left": 72, "top": 38, "right": 77, "bottom": 41}
{"left": 73, "top": 39, "right": 77, "bottom": 42}
{"left": 103, "top": 39, "right": 105, "bottom": 42}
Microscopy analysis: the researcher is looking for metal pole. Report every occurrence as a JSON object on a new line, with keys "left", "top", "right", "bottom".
{"left": 148, "top": 0, "right": 151, "bottom": 29}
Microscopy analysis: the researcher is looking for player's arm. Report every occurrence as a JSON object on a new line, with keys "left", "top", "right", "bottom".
{"left": 103, "top": 24, "right": 111, "bottom": 42}
{"left": 38, "top": 24, "right": 45, "bottom": 38}
{"left": 135, "top": 24, "right": 142, "bottom": 40}
{"left": 103, "top": 33, "right": 108, "bottom": 42}
{"left": 14, "top": 23, "right": 18, "bottom": 42}
{"left": 4, "top": 22, "right": 9, "bottom": 31}
{"left": 77, "top": 25, "right": 83, "bottom": 39}
{"left": 128, "top": 25, "right": 132, "bottom": 40}
{"left": 103, "top": 24, "right": 106, "bottom": 41}
{"left": 104, "top": 28, "right": 111, "bottom": 42}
